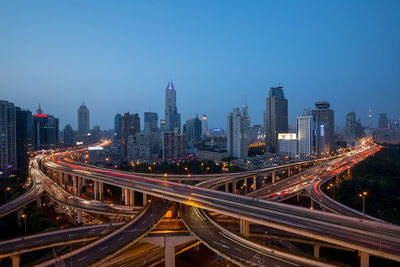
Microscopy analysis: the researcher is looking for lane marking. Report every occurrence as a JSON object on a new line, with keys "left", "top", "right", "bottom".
{"left": 77, "top": 256, "right": 87, "bottom": 261}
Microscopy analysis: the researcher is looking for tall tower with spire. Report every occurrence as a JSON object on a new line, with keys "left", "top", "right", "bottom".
{"left": 165, "top": 80, "right": 181, "bottom": 133}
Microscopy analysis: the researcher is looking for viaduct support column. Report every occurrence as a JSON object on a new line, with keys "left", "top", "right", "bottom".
{"left": 130, "top": 190, "right": 135, "bottom": 206}
{"left": 272, "top": 172, "right": 276, "bottom": 184}
{"left": 17, "top": 209, "right": 23, "bottom": 227}
{"left": 253, "top": 176, "right": 257, "bottom": 191}
{"left": 124, "top": 188, "right": 129, "bottom": 206}
{"left": 94, "top": 181, "right": 98, "bottom": 200}
{"left": 287, "top": 168, "right": 291, "bottom": 177}
{"left": 165, "top": 240, "right": 175, "bottom": 267}
{"left": 72, "top": 175, "right": 77, "bottom": 195}
{"left": 77, "top": 211, "right": 82, "bottom": 224}
{"left": 10, "top": 254, "right": 21, "bottom": 267}
{"left": 313, "top": 244, "right": 320, "bottom": 258}
{"left": 99, "top": 182, "right": 104, "bottom": 201}
{"left": 77, "top": 176, "right": 82, "bottom": 196}
{"left": 36, "top": 197, "right": 41, "bottom": 207}
{"left": 239, "top": 219, "right": 250, "bottom": 237}
{"left": 225, "top": 183, "right": 229, "bottom": 192}
{"left": 143, "top": 193, "right": 147, "bottom": 206}
{"left": 358, "top": 251, "right": 370, "bottom": 267}
{"left": 232, "top": 182, "right": 237, "bottom": 194}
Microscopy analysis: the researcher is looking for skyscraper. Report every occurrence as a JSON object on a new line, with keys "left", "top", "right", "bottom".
{"left": 265, "top": 86, "right": 288, "bottom": 153}
{"left": 114, "top": 114, "right": 122, "bottom": 143}
{"left": 297, "top": 108, "right": 313, "bottom": 160}
{"left": 312, "top": 101, "right": 334, "bottom": 155}
{"left": 0, "top": 100, "right": 17, "bottom": 172}
{"left": 144, "top": 112, "right": 159, "bottom": 134}
{"left": 121, "top": 112, "right": 140, "bottom": 155}
{"left": 201, "top": 114, "right": 208, "bottom": 137}
{"left": 161, "top": 132, "right": 187, "bottom": 159}
{"left": 378, "top": 113, "right": 389, "bottom": 129}
{"left": 78, "top": 102, "right": 90, "bottom": 139}
{"left": 16, "top": 107, "right": 33, "bottom": 170}
{"left": 345, "top": 112, "right": 356, "bottom": 141}
{"left": 33, "top": 105, "right": 59, "bottom": 150}
{"left": 165, "top": 80, "right": 181, "bottom": 133}
{"left": 184, "top": 115, "right": 202, "bottom": 146}
{"left": 63, "top": 124, "right": 74, "bottom": 146}
{"left": 227, "top": 106, "right": 250, "bottom": 159}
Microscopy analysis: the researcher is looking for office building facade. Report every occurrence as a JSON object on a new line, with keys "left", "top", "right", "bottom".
{"left": 165, "top": 80, "right": 181, "bottom": 133}
{"left": 297, "top": 109, "right": 313, "bottom": 160}
{"left": 0, "top": 100, "right": 17, "bottom": 172}
{"left": 312, "top": 101, "right": 334, "bottom": 155}
{"left": 144, "top": 112, "right": 159, "bottom": 134}
{"left": 16, "top": 107, "right": 33, "bottom": 170}
{"left": 227, "top": 106, "right": 250, "bottom": 159}
{"left": 33, "top": 106, "right": 59, "bottom": 150}
{"left": 265, "top": 86, "right": 288, "bottom": 153}
{"left": 78, "top": 102, "right": 90, "bottom": 139}
{"left": 278, "top": 133, "right": 298, "bottom": 159}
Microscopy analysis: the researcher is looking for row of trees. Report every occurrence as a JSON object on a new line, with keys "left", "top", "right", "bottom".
{"left": 334, "top": 144, "right": 400, "bottom": 224}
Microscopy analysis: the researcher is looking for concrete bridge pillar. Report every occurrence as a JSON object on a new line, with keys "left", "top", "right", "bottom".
{"left": 358, "top": 251, "right": 370, "bottom": 267}
{"left": 232, "top": 182, "right": 237, "bottom": 194}
{"left": 253, "top": 176, "right": 257, "bottom": 190}
{"left": 17, "top": 209, "right": 23, "bottom": 227}
{"left": 225, "top": 183, "right": 229, "bottom": 192}
{"left": 297, "top": 192, "right": 300, "bottom": 203}
{"left": 272, "top": 172, "right": 276, "bottom": 183}
{"left": 124, "top": 188, "right": 129, "bottom": 206}
{"left": 310, "top": 199, "right": 314, "bottom": 209}
{"left": 77, "top": 211, "right": 82, "bottom": 224}
{"left": 239, "top": 219, "right": 250, "bottom": 237}
{"left": 94, "top": 181, "right": 98, "bottom": 200}
{"left": 130, "top": 190, "right": 135, "bottom": 206}
{"left": 77, "top": 176, "right": 82, "bottom": 196}
{"left": 142, "top": 235, "right": 196, "bottom": 267}
{"left": 313, "top": 244, "right": 320, "bottom": 258}
{"left": 36, "top": 197, "right": 41, "bottom": 207}
{"left": 142, "top": 193, "right": 147, "bottom": 206}
{"left": 72, "top": 175, "right": 77, "bottom": 195}
{"left": 165, "top": 240, "right": 175, "bottom": 267}
{"left": 244, "top": 179, "right": 247, "bottom": 194}
{"left": 99, "top": 182, "right": 104, "bottom": 201}
{"left": 10, "top": 254, "right": 21, "bottom": 267}
{"left": 287, "top": 168, "right": 291, "bottom": 177}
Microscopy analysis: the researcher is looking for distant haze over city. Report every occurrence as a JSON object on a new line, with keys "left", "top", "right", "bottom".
{"left": 1, "top": 1, "right": 399, "bottom": 130}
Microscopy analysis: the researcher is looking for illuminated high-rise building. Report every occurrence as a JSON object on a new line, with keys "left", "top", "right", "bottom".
{"left": 165, "top": 80, "right": 181, "bottom": 133}
{"left": 312, "top": 101, "right": 334, "bottom": 155}
{"left": 78, "top": 102, "right": 90, "bottom": 139}
{"left": 265, "top": 86, "right": 288, "bottom": 153}
{"left": 201, "top": 114, "right": 208, "bottom": 137}
{"left": 227, "top": 106, "right": 250, "bottom": 159}
{"left": 0, "top": 100, "right": 17, "bottom": 172}
{"left": 297, "top": 108, "right": 313, "bottom": 160}
{"left": 144, "top": 112, "right": 159, "bottom": 134}
{"left": 33, "top": 105, "right": 59, "bottom": 150}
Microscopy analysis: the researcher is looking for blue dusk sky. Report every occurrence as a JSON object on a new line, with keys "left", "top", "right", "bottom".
{"left": 1, "top": 0, "right": 399, "bottom": 130}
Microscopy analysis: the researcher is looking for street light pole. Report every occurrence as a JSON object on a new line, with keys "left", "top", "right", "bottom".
{"left": 21, "top": 214, "right": 27, "bottom": 237}
{"left": 359, "top": 192, "right": 367, "bottom": 217}
{"left": 69, "top": 233, "right": 72, "bottom": 267}
{"left": 378, "top": 210, "right": 383, "bottom": 252}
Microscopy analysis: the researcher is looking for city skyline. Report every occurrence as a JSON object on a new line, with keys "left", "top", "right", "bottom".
{"left": 1, "top": 1, "right": 399, "bottom": 130}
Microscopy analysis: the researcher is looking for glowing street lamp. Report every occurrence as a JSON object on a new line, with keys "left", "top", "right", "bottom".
{"left": 21, "top": 214, "right": 27, "bottom": 236}
{"left": 5, "top": 187, "right": 11, "bottom": 201}
{"left": 358, "top": 192, "right": 368, "bottom": 217}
